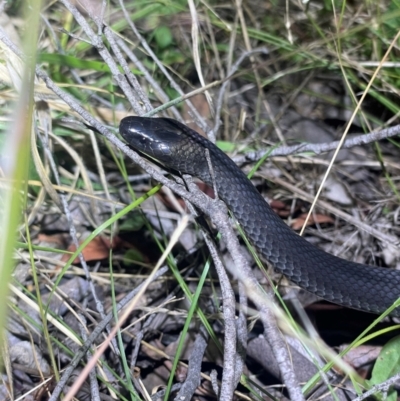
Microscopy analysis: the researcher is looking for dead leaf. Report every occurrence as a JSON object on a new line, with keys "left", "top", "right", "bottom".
{"left": 62, "top": 236, "right": 122, "bottom": 263}
{"left": 291, "top": 213, "right": 334, "bottom": 230}
{"left": 270, "top": 199, "right": 292, "bottom": 217}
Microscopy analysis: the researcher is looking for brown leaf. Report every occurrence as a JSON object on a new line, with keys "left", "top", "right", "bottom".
{"left": 270, "top": 199, "right": 291, "bottom": 217}
{"left": 37, "top": 233, "right": 69, "bottom": 248}
{"left": 62, "top": 236, "right": 122, "bottom": 263}
{"left": 339, "top": 344, "right": 381, "bottom": 369}
{"left": 291, "top": 213, "right": 334, "bottom": 230}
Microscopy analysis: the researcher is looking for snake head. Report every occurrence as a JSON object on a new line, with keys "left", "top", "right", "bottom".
{"left": 119, "top": 116, "right": 213, "bottom": 180}
{"left": 119, "top": 116, "right": 181, "bottom": 163}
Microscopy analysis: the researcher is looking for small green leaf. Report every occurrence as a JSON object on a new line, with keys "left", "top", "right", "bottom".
{"left": 38, "top": 53, "right": 142, "bottom": 75}
{"left": 154, "top": 26, "right": 173, "bottom": 49}
{"left": 216, "top": 140, "right": 236, "bottom": 152}
{"left": 39, "top": 53, "right": 111, "bottom": 72}
{"left": 216, "top": 140, "right": 255, "bottom": 153}
{"left": 123, "top": 249, "right": 146, "bottom": 266}
{"left": 366, "top": 335, "right": 400, "bottom": 401}
{"left": 119, "top": 213, "right": 146, "bottom": 232}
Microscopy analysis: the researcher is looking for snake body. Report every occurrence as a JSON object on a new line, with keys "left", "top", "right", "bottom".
{"left": 119, "top": 116, "right": 400, "bottom": 316}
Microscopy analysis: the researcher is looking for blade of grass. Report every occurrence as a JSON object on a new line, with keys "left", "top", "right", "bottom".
{"left": 0, "top": 0, "right": 42, "bottom": 358}
{"left": 164, "top": 258, "right": 211, "bottom": 400}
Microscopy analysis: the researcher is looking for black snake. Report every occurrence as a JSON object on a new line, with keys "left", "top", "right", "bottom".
{"left": 119, "top": 116, "right": 400, "bottom": 317}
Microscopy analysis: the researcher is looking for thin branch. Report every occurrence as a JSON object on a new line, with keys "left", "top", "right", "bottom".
{"left": 203, "top": 196, "right": 304, "bottom": 401}
{"left": 235, "top": 281, "right": 247, "bottom": 386}
{"left": 233, "top": 124, "right": 400, "bottom": 164}
{"left": 174, "top": 325, "right": 209, "bottom": 401}
{"left": 117, "top": 0, "right": 209, "bottom": 132}
{"left": 59, "top": 0, "right": 145, "bottom": 115}
{"left": 352, "top": 373, "right": 400, "bottom": 401}
{"left": 103, "top": 26, "right": 152, "bottom": 113}
{"left": 116, "top": 37, "right": 182, "bottom": 120}
{"left": 183, "top": 185, "right": 237, "bottom": 400}
{"left": 213, "top": 47, "right": 269, "bottom": 141}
